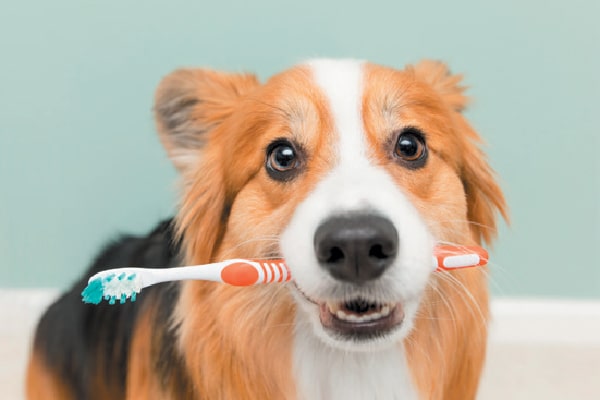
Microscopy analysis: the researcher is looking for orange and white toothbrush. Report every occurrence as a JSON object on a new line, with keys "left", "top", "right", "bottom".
{"left": 82, "top": 245, "right": 488, "bottom": 305}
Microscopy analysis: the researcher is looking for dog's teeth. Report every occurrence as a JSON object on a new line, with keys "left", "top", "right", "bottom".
{"left": 334, "top": 310, "right": 359, "bottom": 322}
{"left": 345, "top": 314, "right": 359, "bottom": 321}
{"left": 366, "top": 311, "right": 382, "bottom": 321}
{"left": 328, "top": 300, "right": 396, "bottom": 323}
{"left": 327, "top": 302, "right": 340, "bottom": 313}
{"left": 381, "top": 305, "right": 391, "bottom": 317}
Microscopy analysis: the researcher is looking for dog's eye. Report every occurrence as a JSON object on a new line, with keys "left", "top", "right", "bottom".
{"left": 394, "top": 128, "right": 427, "bottom": 168}
{"left": 266, "top": 140, "right": 301, "bottom": 181}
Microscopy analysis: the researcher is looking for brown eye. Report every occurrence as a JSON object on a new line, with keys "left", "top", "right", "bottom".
{"left": 266, "top": 140, "right": 301, "bottom": 181}
{"left": 394, "top": 128, "right": 427, "bottom": 168}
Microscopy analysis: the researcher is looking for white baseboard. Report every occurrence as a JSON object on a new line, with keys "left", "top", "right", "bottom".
{"left": 489, "top": 298, "right": 600, "bottom": 345}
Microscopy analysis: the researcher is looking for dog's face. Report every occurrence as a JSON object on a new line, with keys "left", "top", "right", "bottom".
{"left": 155, "top": 59, "right": 505, "bottom": 352}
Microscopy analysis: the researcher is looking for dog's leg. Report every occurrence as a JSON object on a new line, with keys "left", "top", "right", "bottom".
{"left": 25, "top": 352, "right": 74, "bottom": 400}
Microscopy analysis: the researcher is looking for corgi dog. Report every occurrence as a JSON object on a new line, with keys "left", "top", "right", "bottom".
{"left": 27, "top": 59, "right": 506, "bottom": 400}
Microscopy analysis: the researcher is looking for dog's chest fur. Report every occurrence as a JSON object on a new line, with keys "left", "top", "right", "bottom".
{"left": 293, "top": 328, "right": 417, "bottom": 400}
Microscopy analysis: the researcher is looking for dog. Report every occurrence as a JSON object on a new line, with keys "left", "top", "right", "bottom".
{"left": 27, "top": 59, "right": 506, "bottom": 400}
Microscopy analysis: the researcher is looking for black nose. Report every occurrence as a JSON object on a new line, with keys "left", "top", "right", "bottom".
{"left": 314, "top": 214, "right": 398, "bottom": 283}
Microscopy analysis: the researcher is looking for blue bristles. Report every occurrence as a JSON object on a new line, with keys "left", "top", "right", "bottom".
{"left": 81, "top": 272, "right": 139, "bottom": 305}
{"left": 81, "top": 278, "right": 104, "bottom": 305}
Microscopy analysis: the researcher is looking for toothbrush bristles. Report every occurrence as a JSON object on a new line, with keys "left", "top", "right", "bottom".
{"left": 81, "top": 271, "right": 142, "bottom": 305}
{"left": 81, "top": 279, "right": 104, "bottom": 305}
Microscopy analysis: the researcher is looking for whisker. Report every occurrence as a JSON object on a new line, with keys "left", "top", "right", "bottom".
{"left": 435, "top": 272, "right": 487, "bottom": 328}
{"left": 227, "top": 237, "right": 280, "bottom": 251}
{"left": 426, "top": 280, "right": 459, "bottom": 334}
{"left": 431, "top": 219, "right": 499, "bottom": 232}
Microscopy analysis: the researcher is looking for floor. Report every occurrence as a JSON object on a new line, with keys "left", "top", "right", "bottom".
{"left": 2, "top": 290, "right": 599, "bottom": 399}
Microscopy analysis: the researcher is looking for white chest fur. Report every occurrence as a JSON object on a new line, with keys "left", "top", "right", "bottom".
{"left": 293, "top": 329, "right": 417, "bottom": 400}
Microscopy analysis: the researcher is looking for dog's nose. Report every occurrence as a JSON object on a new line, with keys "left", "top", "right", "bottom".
{"left": 314, "top": 214, "right": 398, "bottom": 283}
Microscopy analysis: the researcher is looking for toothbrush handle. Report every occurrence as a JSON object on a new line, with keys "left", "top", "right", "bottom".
{"left": 148, "top": 259, "right": 291, "bottom": 287}
{"left": 222, "top": 259, "right": 290, "bottom": 285}
{"left": 433, "top": 245, "right": 489, "bottom": 271}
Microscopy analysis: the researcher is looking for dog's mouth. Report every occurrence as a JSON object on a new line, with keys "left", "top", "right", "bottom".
{"left": 318, "top": 298, "right": 404, "bottom": 340}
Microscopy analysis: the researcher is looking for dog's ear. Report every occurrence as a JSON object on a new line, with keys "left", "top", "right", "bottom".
{"left": 412, "top": 60, "right": 508, "bottom": 244}
{"left": 154, "top": 69, "right": 259, "bottom": 172}
{"left": 455, "top": 114, "right": 508, "bottom": 244}
{"left": 410, "top": 60, "right": 469, "bottom": 113}
{"left": 155, "top": 69, "right": 259, "bottom": 263}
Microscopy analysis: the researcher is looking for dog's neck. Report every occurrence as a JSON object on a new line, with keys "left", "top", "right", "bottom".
{"left": 293, "top": 323, "right": 417, "bottom": 400}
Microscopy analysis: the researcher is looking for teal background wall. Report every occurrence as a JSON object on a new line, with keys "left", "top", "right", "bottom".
{"left": 1, "top": 0, "right": 598, "bottom": 297}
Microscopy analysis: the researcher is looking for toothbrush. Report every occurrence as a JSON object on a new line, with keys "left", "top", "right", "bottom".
{"left": 82, "top": 259, "right": 289, "bottom": 305}
{"left": 82, "top": 245, "right": 488, "bottom": 305}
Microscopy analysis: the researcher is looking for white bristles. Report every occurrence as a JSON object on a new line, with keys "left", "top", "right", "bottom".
{"left": 101, "top": 273, "right": 144, "bottom": 298}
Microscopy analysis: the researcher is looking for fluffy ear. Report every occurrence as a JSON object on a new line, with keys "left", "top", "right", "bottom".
{"left": 155, "top": 68, "right": 259, "bottom": 263}
{"left": 456, "top": 114, "right": 508, "bottom": 244}
{"left": 410, "top": 60, "right": 469, "bottom": 112}
{"left": 412, "top": 60, "right": 508, "bottom": 244}
{"left": 154, "top": 68, "right": 259, "bottom": 172}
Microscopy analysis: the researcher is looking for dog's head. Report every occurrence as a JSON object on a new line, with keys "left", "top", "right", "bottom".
{"left": 155, "top": 59, "right": 506, "bottom": 351}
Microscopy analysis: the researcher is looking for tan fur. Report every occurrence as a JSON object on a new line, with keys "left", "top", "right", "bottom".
{"left": 173, "top": 283, "right": 296, "bottom": 399}
{"left": 127, "top": 302, "right": 173, "bottom": 400}
{"left": 26, "top": 352, "right": 73, "bottom": 400}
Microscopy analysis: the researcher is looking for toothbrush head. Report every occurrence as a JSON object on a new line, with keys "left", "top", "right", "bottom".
{"left": 82, "top": 271, "right": 142, "bottom": 305}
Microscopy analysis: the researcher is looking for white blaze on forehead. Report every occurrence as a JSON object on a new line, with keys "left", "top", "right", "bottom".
{"left": 306, "top": 59, "right": 367, "bottom": 165}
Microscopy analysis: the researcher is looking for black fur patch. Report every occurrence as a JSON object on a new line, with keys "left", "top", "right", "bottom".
{"left": 158, "top": 96, "right": 200, "bottom": 132}
{"left": 152, "top": 283, "right": 194, "bottom": 396}
{"left": 33, "top": 219, "right": 190, "bottom": 398}
{"left": 155, "top": 88, "right": 208, "bottom": 151}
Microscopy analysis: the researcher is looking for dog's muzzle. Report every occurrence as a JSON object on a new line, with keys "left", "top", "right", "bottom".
{"left": 309, "top": 214, "right": 403, "bottom": 340}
